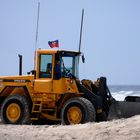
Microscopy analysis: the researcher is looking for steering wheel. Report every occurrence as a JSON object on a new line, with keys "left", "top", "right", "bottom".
{"left": 63, "top": 68, "right": 77, "bottom": 79}
{"left": 63, "top": 67, "right": 71, "bottom": 76}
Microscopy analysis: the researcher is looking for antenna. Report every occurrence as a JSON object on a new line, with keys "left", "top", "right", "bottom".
{"left": 78, "top": 9, "right": 84, "bottom": 53}
{"left": 34, "top": 2, "right": 40, "bottom": 70}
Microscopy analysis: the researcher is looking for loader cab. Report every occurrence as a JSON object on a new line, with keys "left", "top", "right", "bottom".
{"left": 35, "top": 50, "right": 80, "bottom": 79}
{"left": 34, "top": 49, "right": 80, "bottom": 93}
{"left": 54, "top": 51, "right": 80, "bottom": 80}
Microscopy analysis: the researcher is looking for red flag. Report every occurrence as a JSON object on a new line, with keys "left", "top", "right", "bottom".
{"left": 48, "top": 40, "right": 59, "bottom": 48}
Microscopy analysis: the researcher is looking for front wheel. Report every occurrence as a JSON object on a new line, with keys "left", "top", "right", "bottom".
{"left": 61, "top": 97, "right": 96, "bottom": 125}
{"left": 1, "top": 94, "right": 31, "bottom": 124}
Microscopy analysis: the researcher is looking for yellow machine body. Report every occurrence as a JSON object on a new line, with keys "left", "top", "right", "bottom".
{"left": 0, "top": 49, "right": 84, "bottom": 123}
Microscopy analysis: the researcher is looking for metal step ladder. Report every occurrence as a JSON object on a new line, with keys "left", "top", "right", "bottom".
{"left": 31, "top": 100, "right": 43, "bottom": 121}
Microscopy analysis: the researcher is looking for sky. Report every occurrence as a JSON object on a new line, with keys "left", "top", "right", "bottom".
{"left": 0, "top": 0, "right": 140, "bottom": 85}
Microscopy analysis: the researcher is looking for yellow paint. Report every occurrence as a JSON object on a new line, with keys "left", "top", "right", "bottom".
{"left": 6, "top": 103, "right": 21, "bottom": 123}
{"left": 34, "top": 79, "right": 53, "bottom": 93}
{"left": 67, "top": 106, "right": 82, "bottom": 124}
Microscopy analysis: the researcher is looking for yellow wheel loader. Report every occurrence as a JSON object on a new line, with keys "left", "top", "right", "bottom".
{"left": 0, "top": 49, "right": 140, "bottom": 125}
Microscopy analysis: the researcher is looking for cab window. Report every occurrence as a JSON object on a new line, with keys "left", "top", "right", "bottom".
{"left": 39, "top": 54, "right": 52, "bottom": 78}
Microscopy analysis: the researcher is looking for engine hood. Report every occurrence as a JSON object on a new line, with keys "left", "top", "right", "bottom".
{"left": 0, "top": 75, "right": 34, "bottom": 82}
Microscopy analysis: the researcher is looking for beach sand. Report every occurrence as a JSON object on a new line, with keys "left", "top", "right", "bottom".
{"left": 0, "top": 115, "right": 140, "bottom": 140}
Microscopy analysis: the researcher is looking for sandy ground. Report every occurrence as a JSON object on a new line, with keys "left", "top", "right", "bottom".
{"left": 0, "top": 115, "right": 140, "bottom": 140}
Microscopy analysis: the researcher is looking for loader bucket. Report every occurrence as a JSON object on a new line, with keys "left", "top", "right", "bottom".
{"left": 108, "top": 99, "right": 140, "bottom": 120}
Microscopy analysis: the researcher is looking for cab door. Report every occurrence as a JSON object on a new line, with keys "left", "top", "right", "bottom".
{"left": 34, "top": 53, "right": 53, "bottom": 93}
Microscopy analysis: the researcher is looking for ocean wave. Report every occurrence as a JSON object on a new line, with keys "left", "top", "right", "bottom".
{"left": 111, "top": 91, "right": 140, "bottom": 101}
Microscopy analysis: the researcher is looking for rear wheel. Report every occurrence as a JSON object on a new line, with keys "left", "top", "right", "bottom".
{"left": 1, "top": 94, "right": 31, "bottom": 124}
{"left": 61, "top": 97, "right": 96, "bottom": 125}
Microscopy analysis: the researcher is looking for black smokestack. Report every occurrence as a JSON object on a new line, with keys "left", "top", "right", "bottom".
{"left": 18, "top": 54, "right": 22, "bottom": 75}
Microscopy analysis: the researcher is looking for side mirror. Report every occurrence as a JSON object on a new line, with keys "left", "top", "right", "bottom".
{"left": 82, "top": 54, "right": 85, "bottom": 63}
{"left": 27, "top": 70, "right": 36, "bottom": 75}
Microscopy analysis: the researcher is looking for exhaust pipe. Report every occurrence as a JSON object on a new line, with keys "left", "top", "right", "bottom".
{"left": 18, "top": 54, "right": 22, "bottom": 75}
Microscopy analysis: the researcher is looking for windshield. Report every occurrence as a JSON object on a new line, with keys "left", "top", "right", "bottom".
{"left": 61, "top": 55, "right": 79, "bottom": 78}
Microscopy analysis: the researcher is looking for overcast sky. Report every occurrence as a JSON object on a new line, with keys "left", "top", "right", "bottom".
{"left": 0, "top": 0, "right": 140, "bottom": 85}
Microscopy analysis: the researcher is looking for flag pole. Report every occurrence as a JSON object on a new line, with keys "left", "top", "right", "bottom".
{"left": 35, "top": 2, "right": 40, "bottom": 50}
{"left": 78, "top": 9, "right": 84, "bottom": 53}
{"left": 34, "top": 2, "right": 40, "bottom": 70}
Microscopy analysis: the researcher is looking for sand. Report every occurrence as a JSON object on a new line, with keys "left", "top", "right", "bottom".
{"left": 0, "top": 115, "right": 140, "bottom": 140}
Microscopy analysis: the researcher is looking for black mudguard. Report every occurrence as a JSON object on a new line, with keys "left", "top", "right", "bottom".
{"left": 76, "top": 81, "right": 103, "bottom": 110}
{"left": 76, "top": 77, "right": 110, "bottom": 121}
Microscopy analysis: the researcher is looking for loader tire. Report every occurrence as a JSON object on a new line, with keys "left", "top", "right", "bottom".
{"left": 1, "top": 94, "right": 31, "bottom": 124}
{"left": 61, "top": 97, "right": 96, "bottom": 125}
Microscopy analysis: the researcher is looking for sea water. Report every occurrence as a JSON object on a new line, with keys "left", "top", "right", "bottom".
{"left": 108, "top": 85, "right": 140, "bottom": 101}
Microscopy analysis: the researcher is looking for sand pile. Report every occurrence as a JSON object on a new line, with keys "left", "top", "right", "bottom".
{"left": 0, "top": 115, "right": 140, "bottom": 140}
